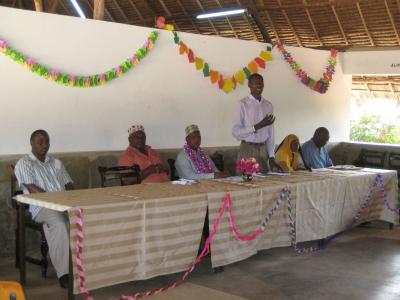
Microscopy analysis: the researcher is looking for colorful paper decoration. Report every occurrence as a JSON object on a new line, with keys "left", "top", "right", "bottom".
{"left": 276, "top": 41, "right": 337, "bottom": 94}
{"left": 172, "top": 31, "right": 272, "bottom": 94}
{"left": 0, "top": 31, "right": 158, "bottom": 87}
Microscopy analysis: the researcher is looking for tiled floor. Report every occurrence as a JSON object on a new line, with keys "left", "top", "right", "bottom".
{"left": 1, "top": 222, "right": 400, "bottom": 300}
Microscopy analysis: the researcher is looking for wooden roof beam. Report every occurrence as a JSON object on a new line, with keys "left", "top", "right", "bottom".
{"left": 356, "top": 2, "right": 374, "bottom": 46}
{"left": 277, "top": 0, "right": 302, "bottom": 46}
{"left": 214, "top": 0, "right": 239, "bottom": 39}
{"left": 33, "top": 0, "right": 43, "bottom": 11}
{"left": 126, "top": 0, "right": 147, "bottom": 26}
{"left": 48, "top": 0, "right": 59, "bottom": 13}
{"left": 84, "top": 0, "right": 115, "bottom": 22}
{"left": 240, "top": 0, "right": 270, "bottom": 42}
{"left": 384, "top": 0, "right": 400, "bottom": 46}
{"left": 157, "top": 0, "right": 180, "bottom": 31}
{"left": 331, "top": 4, "right": 349, "bottom": 45}
{"left": 93, "top": 0, "right": 104, "bottom": 20}
{"left": 175, "top": 0, "right": 201, "bottom": 34}
{"left": 303, "top": 0, "right": 322, "bottom": 46}
{"left": 195, "top": 0, "right": 220, "bottom": 36}
{"left": 110, "top": 0, "right": 129, "bottom": 23}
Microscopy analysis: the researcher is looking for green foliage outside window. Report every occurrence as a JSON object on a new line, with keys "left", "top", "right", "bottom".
{"left": 350, "top": 114, "right": 400, "bottom": 144}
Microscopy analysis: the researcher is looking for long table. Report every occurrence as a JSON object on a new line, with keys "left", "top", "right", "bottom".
{"left": 15, "top": 168, "right": 398, "bottom": 296}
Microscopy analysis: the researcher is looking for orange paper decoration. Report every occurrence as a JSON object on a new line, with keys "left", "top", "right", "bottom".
{"left": 210, "top": 70, "right": 220, "bottom": 83}
{"left": 179, "top": 42, "right": 188, "bottom": 55}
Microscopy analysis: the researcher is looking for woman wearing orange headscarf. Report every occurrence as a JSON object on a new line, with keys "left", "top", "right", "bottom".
{"left": 275, "top": 134, "right": 305, "bottom": 172}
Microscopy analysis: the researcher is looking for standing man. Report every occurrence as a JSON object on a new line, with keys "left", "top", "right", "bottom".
{"left": 15, "top": 129, "right": 73, "bottom": 288}
{"left": 232, "top": 73, "right": 281, "bottom": 173}
{"left": 301, "top": 127, "right": 333, "bottom": 169}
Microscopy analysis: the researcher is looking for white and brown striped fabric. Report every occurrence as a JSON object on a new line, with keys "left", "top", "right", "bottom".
{"left": 16, "top": 169, "right": 398, "bottom": 294}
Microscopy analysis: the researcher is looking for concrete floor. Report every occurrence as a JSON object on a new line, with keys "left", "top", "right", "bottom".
{"left": 1, "top": 221, "right": 400, "bottom": 300}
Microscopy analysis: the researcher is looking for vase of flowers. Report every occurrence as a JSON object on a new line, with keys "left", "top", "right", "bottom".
{"left": 236, "top": 157, "right": 260, "bottom": 182}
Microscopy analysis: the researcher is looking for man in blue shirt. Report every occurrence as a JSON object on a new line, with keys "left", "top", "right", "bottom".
{"left": 301, "top": 127, "right": 333, "bottom": 169}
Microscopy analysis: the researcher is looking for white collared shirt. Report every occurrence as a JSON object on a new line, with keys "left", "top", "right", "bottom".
{"left": 232, "top": 94, "right": 275, "bottom": 157}
{"left": 14, "top": 153, "right": 72, "bottom": 218}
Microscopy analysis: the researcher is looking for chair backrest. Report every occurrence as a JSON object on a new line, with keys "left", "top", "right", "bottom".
{"left": 6, "top": 165, "right": 23, "bottom": 202}
{"left": 167, "top": 159, "right": 179, "bottom": 181}
{"left": 355, "top": 149, "right": 386, "bottom": 169}
{"left": 210, "top": 152, "right": 224, "bottom": 172}
{"left": 98, "top": 165, "right": 141, "bottom": 187}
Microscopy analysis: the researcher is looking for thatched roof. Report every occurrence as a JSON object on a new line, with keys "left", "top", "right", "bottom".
{"left": 1, "top": 0, "right": 400, "bottom": 98}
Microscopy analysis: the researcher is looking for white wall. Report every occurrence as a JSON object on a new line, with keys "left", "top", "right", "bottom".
{"left": 0, "top": 7, "right": 352, "bottom": 155}
{"left": 341, "top": 49, "right": 400, "bottom": 75}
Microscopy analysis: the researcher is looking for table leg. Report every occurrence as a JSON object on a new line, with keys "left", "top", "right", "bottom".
{"left": 18, "top": 204, "right": 26, "bottom": 285}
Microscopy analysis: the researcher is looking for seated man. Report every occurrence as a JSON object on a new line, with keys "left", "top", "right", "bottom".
{"left": 301, "top": 127, "right": 333, "bottom": 169}
{"left": 117, "top": 124, "right": 169, "bottom": 183}
{"left": 15, "top": 129, "right": 73, "bottom": 288}
{"left": 175, "top": 124, "right": 230, "bottom": 180}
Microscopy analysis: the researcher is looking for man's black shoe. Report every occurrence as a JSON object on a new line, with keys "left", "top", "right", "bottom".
{"left": 59, "top": 274, "right": 69, "bottom": 289}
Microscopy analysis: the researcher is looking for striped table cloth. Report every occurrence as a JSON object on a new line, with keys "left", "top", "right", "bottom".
{"left": 16, "top": 169, "right": 398, "bottom": 294}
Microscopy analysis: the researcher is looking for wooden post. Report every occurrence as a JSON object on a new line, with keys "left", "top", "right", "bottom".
{"left": 33, "top": 0, "right": 43, "bottom": 12}
{"left": 93, "top": 0, "right": 105, "bottom": 20}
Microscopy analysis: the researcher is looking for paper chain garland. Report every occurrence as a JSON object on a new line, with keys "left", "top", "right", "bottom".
{"left": 0, "top": 31, "right": 158, "bottom": 87}
{"left": 172, "top": 31, "right": 273, "bottom": 94}
{"left": 276, "top": 41, "right": 337, "bottom": 94}
{"left": 74, "top": 173, "right": 396, "bottom": 300}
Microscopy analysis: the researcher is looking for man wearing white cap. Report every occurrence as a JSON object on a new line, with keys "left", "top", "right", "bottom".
{"left": 117, "top": 124, "right": 169, "bottom": 183}
{"left": 175, "top": 125, "right": 230, "bottom": 180}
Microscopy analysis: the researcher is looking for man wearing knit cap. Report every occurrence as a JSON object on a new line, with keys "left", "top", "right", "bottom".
{"left": 117, "top": 124, "right": 169, "bottom": 183}
{"left": 175, "top": 124, "right": 230, "bottom": 180}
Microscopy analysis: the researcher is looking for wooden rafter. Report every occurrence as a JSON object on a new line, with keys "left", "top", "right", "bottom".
{"left": 93, "top": 0, "right": 104, "bottom": 20}
{"left": 303, "top": 0, "right": 322, "bottom": 46}
{"left": 356, "top": 2, "right": 374, "bottom": 46}
{"left": 33, "top": 0, "right": 43, "bottom": 11}
{"left": 84, "top": 0, "right": 115, "bottom": 22}
{"left": 157, "top": 0, "right": 180, "bottom": 31}
{"left": 195, "top": 0, "right": 220, "bottom": 36}
{"left": 215, "top": 0, "right": 239, "bottom": 38}
{"left": 125, "top": 0, "right": 146, "bottom": 26}
{"left": 239, "top": 0, "right": 271, "bottom": 42}
{"left": 236, "top": 0, "right": 257, "bottom": 40}
{"left": 175, "top": 0, "right": 201, "bottom": 34}
{"left": 110, "top": 0, "right": 129, "bottom": 23}
{"left": 331, "top": 5, "right": 348, "bottom": 45}
{"left": 261, "top": 5, "right": 280, "bottom": 42}
{"left": 276, "top": 0, "right": 302, "bottom": 46}
{"left": 48, "top": 0, "right": 59, "bottom": 13}
{"left": 384, "top": 0, "right": 400, "bottom": 45}
{"left": 59, "top": 0, "right": 74, "bottom": 16}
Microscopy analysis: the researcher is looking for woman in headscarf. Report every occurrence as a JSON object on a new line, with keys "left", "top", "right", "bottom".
{"left": 275, "top": 134, "right": 308, "bottom": 172}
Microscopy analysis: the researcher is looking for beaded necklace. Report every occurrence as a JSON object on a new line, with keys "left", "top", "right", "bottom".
{"left": 184, "top": 143, "right": 213, "bottom": 174}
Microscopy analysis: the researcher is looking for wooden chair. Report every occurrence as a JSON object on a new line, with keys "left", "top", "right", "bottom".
{"left": 210, "top": 152, "right": 225, "bottom": 172}
{"left": 98, "top": 165, "right": 141, "bottom": 187}
{"left": 167, "top": 159, "right": 179, "bottom": 181}
{"left": 7, "top": 165, "right": 49, "bottom": 278}
{"left": 354, "top": 149, "right": 387, "bottom": 169}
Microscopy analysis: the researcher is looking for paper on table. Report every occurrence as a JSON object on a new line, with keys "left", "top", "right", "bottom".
{"left": 171, "top": 179, "right": 197, "bottom": 185}
{"left": 254, "top": 172, "right": 290, "bottom": 177}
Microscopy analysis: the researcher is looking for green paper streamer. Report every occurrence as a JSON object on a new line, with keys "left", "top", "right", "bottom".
{"left": 243, "top": 67, "right": 251, "bottom": 78}
{"left": 203, "top": 63, "right": 209, "bottom": 77}
{"left": 0, "top": 31, "right": 158, "bottom": 88}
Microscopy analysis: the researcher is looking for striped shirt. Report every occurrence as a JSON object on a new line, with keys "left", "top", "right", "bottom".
{"left": 14, "top": 153, "right": 72, "bottom": 218}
